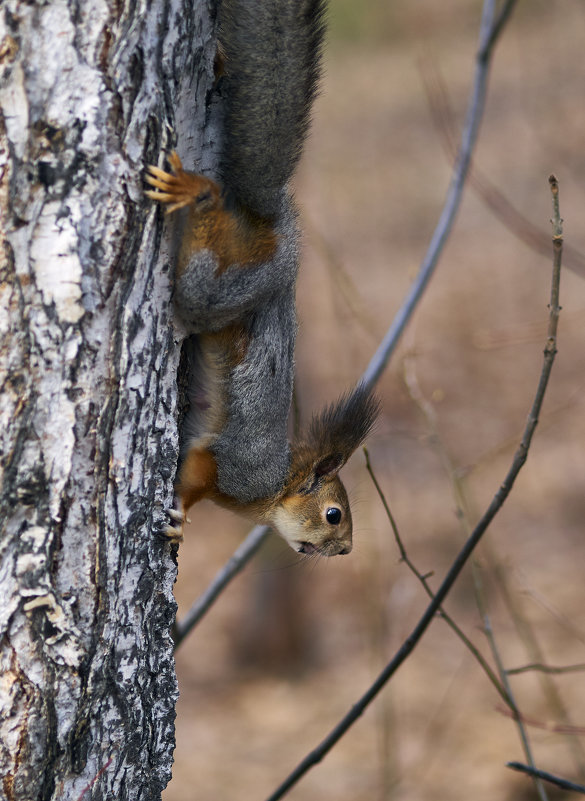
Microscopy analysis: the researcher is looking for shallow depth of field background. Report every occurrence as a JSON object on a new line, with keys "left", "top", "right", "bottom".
{"left": 164, "top": 2, "right": 585, "bottom": 799}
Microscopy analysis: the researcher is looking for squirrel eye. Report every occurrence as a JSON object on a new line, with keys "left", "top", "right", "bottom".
{"left": 326, "top": 507, "right": 342, "bottom": 525}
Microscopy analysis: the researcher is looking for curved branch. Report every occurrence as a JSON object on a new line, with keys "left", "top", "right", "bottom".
{"left": 172, "top": 525, "right": 270, "bottom": 648}
{"left": 362, "top": 0, "right": 515, "bottom": 389}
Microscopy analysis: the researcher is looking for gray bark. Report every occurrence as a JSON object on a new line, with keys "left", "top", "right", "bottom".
{"left": 0, "top": 0, "right": 215, "bottom": 798}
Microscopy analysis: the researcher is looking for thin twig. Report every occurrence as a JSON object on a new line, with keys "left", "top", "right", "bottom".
{"left": 364, "top": 447, "right": 511, "bottom": 708}
{"left": 470, "top": 175, "right": 563, "bottom": 801}
{"left": 482, "top": 0, "right": 518, "bottom": 58}
{"left": 507, "top": 662, "right": 585, "bottom": 677}
{"left": 403, "top": 349, "right": 546, "bottom": 801}
{"left": 174, "top": 0, "right": 513, "bottom": 646}
{"left": 492, "top": 561, "right": 585, "bottom": 776}
{"left": 474, "top": 570, "right": 549, "bottom": 801}
{"left": 263, "top": 175, "right": 563, "bottom": 800}
{"left": 497, "top": 706, "right": 585, "bottom": 735}
{"left": 403, "top": 333, "right": 546, "bottom": 799}
{"left": 172, "top": 525, "right": 270, "bottom": 649}
{"left": 304, "top": 217, "right": 381, "bottom": 342}
{"left": 520, "top": 584, "right": 585, "bottom": 649}
{"left": 507, "top": 763, "right": 585, "bottom": 795}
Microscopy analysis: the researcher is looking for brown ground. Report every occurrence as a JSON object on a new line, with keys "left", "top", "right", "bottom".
{"left": 165, "top": 2, "right": 585, "bottom": 799}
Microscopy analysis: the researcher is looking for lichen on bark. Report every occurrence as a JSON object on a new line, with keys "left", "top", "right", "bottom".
{"left": 0, "top": 0, "right": 216, "bottom": 797}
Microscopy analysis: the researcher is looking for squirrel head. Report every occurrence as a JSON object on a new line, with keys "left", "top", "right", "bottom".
{"left": 269, "top": 385, "right": 379, "bottom": 557}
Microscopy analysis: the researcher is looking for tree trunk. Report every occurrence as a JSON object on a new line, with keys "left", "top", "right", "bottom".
{"left": 0, "top": 0, "right": 215, "bottom": 797}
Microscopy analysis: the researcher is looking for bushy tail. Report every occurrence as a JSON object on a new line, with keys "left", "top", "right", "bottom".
{"left": 219, "top": 0, "right": 326, "bottom": 218}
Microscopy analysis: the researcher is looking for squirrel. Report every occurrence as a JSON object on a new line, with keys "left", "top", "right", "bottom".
{"left": 145, "top": 0, "right": 379, "bottom": 557}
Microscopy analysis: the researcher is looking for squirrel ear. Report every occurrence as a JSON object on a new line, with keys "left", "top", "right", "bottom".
{"left": 314, "top": 453, "right": 344, "bottom": 479}
{"left": 293, "top": 384, "right": 380, "bottom": 495}
{"left": 299, "top": 452, "right": 343, "bottom": 495}
{"left": 294, "top": 385, "right": 379, "bottom": 495}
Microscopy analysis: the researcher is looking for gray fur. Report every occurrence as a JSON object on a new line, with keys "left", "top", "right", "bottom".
{"left": 174, "top": 193, "right": 299, "bottom": 333}
{"left": 173, "top": 0, "right": 325, "bottom": 503}
{"left": 219, "top": 0, "right": 326, "bottom": 218}
{"left": 212, "top": 283, "right": 295, "bottom": 501}
{"left": 177, "top": 196, "right": 299, "bottom": 502}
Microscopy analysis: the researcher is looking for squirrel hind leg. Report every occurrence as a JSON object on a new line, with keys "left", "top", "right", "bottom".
{"left": 163, "top": 446, "right": 218, "bottom": 544}
{"left": 177, "top": 443, "right": 218, "bottom": 514}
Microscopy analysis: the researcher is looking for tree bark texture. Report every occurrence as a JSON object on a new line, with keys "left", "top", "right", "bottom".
{"left": 0, "top": 0, "right": 216, "bottom": 798}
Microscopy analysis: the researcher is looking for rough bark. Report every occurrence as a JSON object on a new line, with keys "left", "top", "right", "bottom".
{"left": 0, "top": 0, "right": 216, "bottom": 798}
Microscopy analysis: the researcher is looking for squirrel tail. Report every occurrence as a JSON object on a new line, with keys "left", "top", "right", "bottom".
{"left": 219, "top": 0, "right": 326, "bottom": 219}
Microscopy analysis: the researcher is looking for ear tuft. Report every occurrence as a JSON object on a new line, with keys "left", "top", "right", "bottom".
{"left": 308, "top": 383, "right": 380, "bottom": 469}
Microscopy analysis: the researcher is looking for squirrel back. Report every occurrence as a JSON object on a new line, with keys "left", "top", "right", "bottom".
{"left": 219, "top": 0, "right": 326, "bottom": 218}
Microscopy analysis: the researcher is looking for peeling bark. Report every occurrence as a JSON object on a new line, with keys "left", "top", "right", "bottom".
{"left": 0, "top": 0, "right": 216, "bottom": 798}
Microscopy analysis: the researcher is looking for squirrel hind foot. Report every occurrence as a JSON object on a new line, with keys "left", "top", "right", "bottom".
{"left": 164, "top": 506, "right": 186, "bottom": 544}
{"left": 145, "top": 152, "right": 221, "bottom": 214}
{"left": 164, "top": 523, "right": 184, "bottom": 545}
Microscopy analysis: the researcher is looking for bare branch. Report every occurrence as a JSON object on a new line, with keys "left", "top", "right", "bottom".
{"left": 403, "top": 322, "right": 546, "bottom": 798}
{"left": 172, "top": 526, "right": 271, "bottom": 649}
{"left": 364, "top": 448, "right": 511, "bottom": 708}
{"left": 520, "top": 584, "right": 585, "bottom": 649}
{"left": 361, "top": 0, "right": 517, "bottom": 390}
{"left": 497, "top": 707, "right": 585, "bottom": 736}
{"left": 474, "top": 573, "right": 549, "bottom": 801}
{"left": 507, "top": 662, "right": 585, "bottom": 677}
{"left": 507, "top": 763, "right": 585, "bottom": 795}
{"left": 303, "top": 217, "right": 381, "bottom": 342}
{"left": 492, "top": 561, "right": 585, "bottom": 771}
{"left": 262, "top": 173, "right": 563, "bottom": 801}
{"left": 481, "top": 0, "right": 518, "bottom": 59}
{"left": 420, "top": 54, "right": 585, "bottom": 278}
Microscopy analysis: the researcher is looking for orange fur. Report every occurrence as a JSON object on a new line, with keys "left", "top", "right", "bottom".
{"left": 177, "top": 445, "right": 274, "bottom": 525}
{"left": 145, "top": 152, "right": 277, "bottom": 276}
{"left": 176, "top": 446, "right": 218, "bottom": 509}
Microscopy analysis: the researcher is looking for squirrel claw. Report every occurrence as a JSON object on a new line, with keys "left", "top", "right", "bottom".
{"left": 146, "top": 151, "right": 183, "bottom": 180}
{"left": 163, "top": 505, "right": 186, "bottom": 544}
{"left": 144, "top": 151, "right": 218, "bottom": 214}
{"left": 164, "top": 524, "right": 184, "bottom": 545}
{"left": 144, "top": 156, "right": 205, "bottom": 214}
{"left": 167, "top": 507, "right": 184, "bottom": 524}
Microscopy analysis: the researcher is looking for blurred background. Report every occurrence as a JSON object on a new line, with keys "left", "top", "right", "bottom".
{"left": 165, "top": 1, "right": 585, "bottom": 799}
